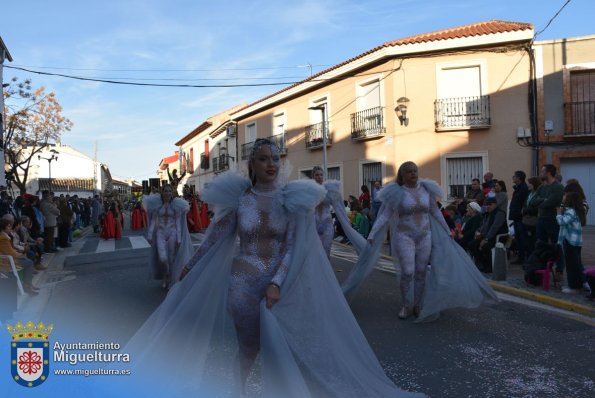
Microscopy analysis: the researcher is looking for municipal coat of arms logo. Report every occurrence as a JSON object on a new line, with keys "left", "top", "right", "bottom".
{"left": 6, "top": 321, "right": 53, "bottom": 387}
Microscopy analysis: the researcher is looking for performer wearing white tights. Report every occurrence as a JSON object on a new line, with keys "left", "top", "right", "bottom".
{"left": 368, "top": 161, "right": 450, "bottom": 319}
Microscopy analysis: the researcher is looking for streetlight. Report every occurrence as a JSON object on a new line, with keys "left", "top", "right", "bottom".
{"left": 38, "top": 149, "right": 58, "bottom": 193}
{"left": 308, "top": 104, "right": 328, "bottom": 180}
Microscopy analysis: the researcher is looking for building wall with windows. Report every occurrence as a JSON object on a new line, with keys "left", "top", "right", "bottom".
{"left": 534, "top": 34, "right": 595, "bottom": 224}
{"left": 231, "top": 21, "right": 535, "bottom": 201}
{"left": 174, "top": 104, "right": 244, "bottom": 195}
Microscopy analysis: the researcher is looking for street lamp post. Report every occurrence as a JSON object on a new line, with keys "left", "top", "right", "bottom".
{"left": 38, "top": 149, "right": 58, "bottom": 193}
{"left": 308, "top": 104, "right": 328, "bottom": 180}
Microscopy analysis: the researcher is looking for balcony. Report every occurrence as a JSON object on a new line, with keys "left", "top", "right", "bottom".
{"left": 564, "top": 101, "right": 595, "bottom": 137}
{"left": 241, "top": 141, "right": 254, "bottom": 160}
{"left": 212, "top": 155, "right": 231, "bottom": 173}
{"left": 350, "top": 106, "right": 386, "bottom": 141}
{"left": 266, "top": 133, "right": 288, "bottom": 155}
{"left": 305, "top": 122, "right": 331, "bottom": 149}
{"left": 434, "top": 95, "right": 491, "bottom": 131}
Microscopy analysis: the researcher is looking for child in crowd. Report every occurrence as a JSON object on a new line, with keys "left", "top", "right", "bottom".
{"left": 556, "top": 192, "right": 587, "bottom": 294}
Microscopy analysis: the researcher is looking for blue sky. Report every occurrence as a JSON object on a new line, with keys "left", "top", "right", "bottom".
{"left": 2, "top": 0, "right": 593, "bottom": 181}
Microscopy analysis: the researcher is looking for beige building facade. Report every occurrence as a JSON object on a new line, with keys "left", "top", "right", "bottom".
{"left": 534, "top": 34, "right": 595, "bottom": 225}
{"left": 173, "top": 104, "right": 245, "bottom": 194}
{"left": 230, "top": 20, "right": 535, "bottom": 202}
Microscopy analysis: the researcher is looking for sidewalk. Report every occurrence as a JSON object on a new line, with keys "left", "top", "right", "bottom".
{"left": 373, "top": 226, "right": 595, "bottom": 318}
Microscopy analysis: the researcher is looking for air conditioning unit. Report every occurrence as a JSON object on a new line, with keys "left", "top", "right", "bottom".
{"left": 226, "top": 124, "right": 237, "bottom": 138}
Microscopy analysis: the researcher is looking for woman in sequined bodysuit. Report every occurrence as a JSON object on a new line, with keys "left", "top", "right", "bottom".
{"left": 147, "top": 184, "right": 185, "bottom": 290}
{"left": 180, "top": 140, "right": 291, "bottom": 383}
{"left": 312, "top": 165, "right": 334, "bottom": 258}
{"left": 367, "top": 161, "right": 451, "bottom": 319}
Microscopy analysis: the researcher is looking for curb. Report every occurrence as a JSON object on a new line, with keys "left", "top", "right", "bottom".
{"left": 333, "top": 241, "right": 595, "bottom": 318}
{"left": 488, "top": 281, "right": 595, "bottom": 317}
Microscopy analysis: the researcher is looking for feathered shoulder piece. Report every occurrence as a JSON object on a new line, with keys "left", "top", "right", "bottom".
{"left": 324, "top": 180, "right": 342, "bottom": 203}
{"left": 143, "top": 194, "right": 163, "bottom": 215}
{"left": 419, "top": 179, "right": 444, "bottom": 199}
{"left": 170, "top": 197, "right": 190, "bottom": 213}
{"left": 378, "top": 183, "right": 404, "bottom": 211}
{"left": 278, "top": 179, "right": 326, "bottom": 214}
{"left": 201, "top": 172, "right": 252, "bottom": 220}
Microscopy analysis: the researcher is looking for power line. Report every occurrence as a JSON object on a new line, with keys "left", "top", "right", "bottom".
{"left": 10, "top": 63, "right": 333, "bottom": 73}
{"left": 534, "top": 0, "right": 572, "bottom": 39}
{"left": 5, "top": 65, "right": 300, "bottom": 88}
{"left": 5, "top": 64, "right": 404, "bottom": 88}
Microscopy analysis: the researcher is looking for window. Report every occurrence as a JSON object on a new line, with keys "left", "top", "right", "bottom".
{"left": 189, "top": 148, "right": 194, "bottom": 172}
{"left": 273, "top": 112, "right": 286, "bottom": 136}
{"left": 245, "top": 122, "right": 256, "bottom": 143}
{"left": 356, "top": 78, "right": 381, "bottom": 111}
{"left": 300, "top": 166, "right": 340, "bottom": 180}
{"left": 352, "top": 78, "right": 385, "bottom": 140}
{"left": 362, "top": 162, "right": 381, "bottom": 190}
{"left": 444, "top": 156, "right": 484, "bottom": 199}
{"left": 565, "top": 69, "right": 595, "bottom": 136}
{"left": 435, "top": 61, "right": 490, "bottom": 130}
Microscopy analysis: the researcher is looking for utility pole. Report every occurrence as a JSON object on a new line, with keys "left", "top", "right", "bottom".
{"left": 0, "top": 37, "right": 13, "bottom": 189}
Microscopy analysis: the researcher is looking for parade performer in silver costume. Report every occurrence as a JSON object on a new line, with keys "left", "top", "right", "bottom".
{"left": 123, "top": 140, "right": 424, "bottom": 398}
{"left": 342, "top": 161, "right": 497, "bottom": 322}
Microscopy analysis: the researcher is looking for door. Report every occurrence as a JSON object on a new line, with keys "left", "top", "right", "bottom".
{"left": 560, "top": 158, "right": 595, "bottom": 225}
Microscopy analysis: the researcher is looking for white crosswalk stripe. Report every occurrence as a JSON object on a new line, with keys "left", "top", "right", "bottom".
{"left": 96, "top": 239, "right": 116, "bottom": 253}
{"left": 129, "top": 236, "right": 151, "bottom": 249}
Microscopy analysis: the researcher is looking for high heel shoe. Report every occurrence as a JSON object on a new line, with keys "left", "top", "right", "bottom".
{"left": 397, "top": 306, "right": 411, "bottom": 320}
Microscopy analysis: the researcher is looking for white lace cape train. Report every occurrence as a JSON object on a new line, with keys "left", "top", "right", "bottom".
{"left": 114, "top": 173, "right": 424, "bottom": 397}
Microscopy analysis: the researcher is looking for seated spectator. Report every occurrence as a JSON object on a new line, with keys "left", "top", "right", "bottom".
{"left": 0, "top": 218, "right": 39, "bottom": 295}
{"left": 468, "top": 196, "right": 508, "bottom": 273}
{"left": 351, "top": 201, "right": 370, "bottom": 238}
{"left": 523, "top": 241, "right": 557, "bottom": 286}
{"left": 465, "top": 178, "right": 485, "bottom": 205}
{"left": 456, "top": 202, "right": 483, "bottom": 251}
{"left": 16, "top": 215, "right": 46, "bottom": 270}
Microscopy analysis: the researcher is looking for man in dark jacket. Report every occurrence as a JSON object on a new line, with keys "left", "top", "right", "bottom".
{"left": 509, "top": 170, "right": 529, "bottom": 264}
{"left": 468, "top": 196, "right": 508, "bottom": 272}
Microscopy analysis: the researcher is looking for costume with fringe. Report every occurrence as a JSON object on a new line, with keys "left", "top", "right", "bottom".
{"left": 123, "top": 172, "right": 424, "bottom": 398}
{"left": 342, "top": 180, "right": 498, "bottom": 322}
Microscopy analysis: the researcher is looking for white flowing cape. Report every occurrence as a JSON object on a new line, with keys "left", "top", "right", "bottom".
{"left": 119, "top": 173, "right": 424, "bottom": 397}
{"left": 341, "top": 180, "right": 498, "bottom": 322}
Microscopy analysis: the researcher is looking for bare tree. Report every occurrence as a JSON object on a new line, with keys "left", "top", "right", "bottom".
{"left": 2, "top": 77, "right": 73, "bottom": 194}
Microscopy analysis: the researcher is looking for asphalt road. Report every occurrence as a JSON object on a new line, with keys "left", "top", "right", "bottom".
{"left": 31, "top": 237, "right": 595, "bottom": 398}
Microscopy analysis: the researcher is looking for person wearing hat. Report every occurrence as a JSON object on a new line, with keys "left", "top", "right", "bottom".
{"left": 468, "top": 196, "right": 508, "bottom": 273}
{"left": 456, "top": 201, "right": 484, "bottom": 251}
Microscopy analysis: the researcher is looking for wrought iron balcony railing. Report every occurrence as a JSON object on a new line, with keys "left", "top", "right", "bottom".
{"left": 350, "top": 106, "right": 386, "bottom": 140}
{"left": 565, "top": 101, "right": 595, "bottom": 136}
{"left": 434, "top": 95, "right": 491, "bottom": 130}
{"left": 305, "top": 122, "right": 331, "bottom": 149}
{"left": 266, "top": 133, "right": 288, "bottom": 155}
{"left": 241, "top": 141, "right": 254, "bottom": 160}
{"left": 218, "top": 154, "right": 230, "bottom": 171}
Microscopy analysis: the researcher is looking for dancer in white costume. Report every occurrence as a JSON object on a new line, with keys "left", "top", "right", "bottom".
{"left": 342, "top": 161, "right": 498, "bottom": 322}
{"left": 124, "top": 140, "right": 424, "bottom": 397}
{"left": 144, "top": 184, "right": 193, "bottom": 289}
